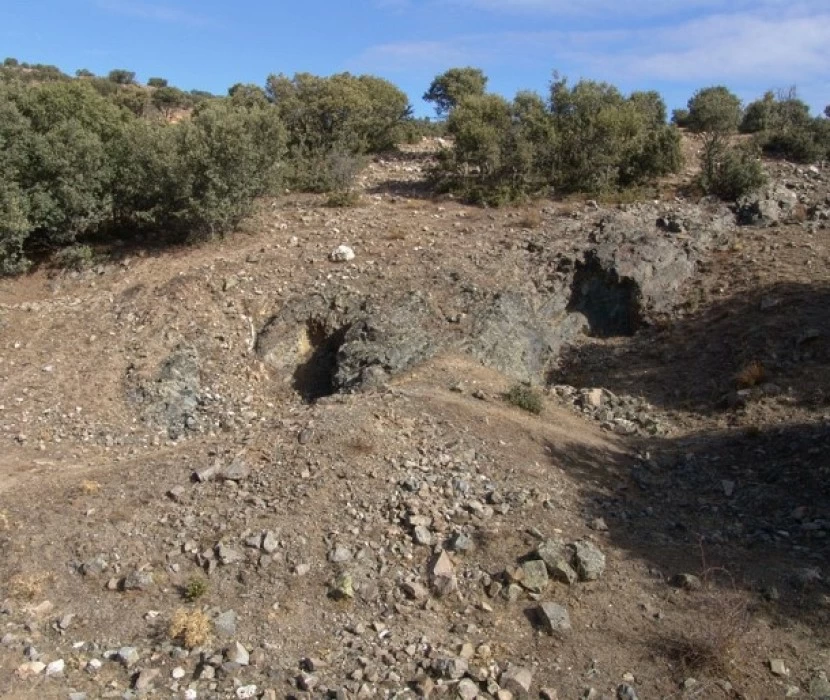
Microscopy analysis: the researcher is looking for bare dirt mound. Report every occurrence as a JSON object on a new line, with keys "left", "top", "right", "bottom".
{"left": 0, "top": 144, "right": 829, "bottom": 699}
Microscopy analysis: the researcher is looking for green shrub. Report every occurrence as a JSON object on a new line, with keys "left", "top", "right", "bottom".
{"left": 147, "top": 77, "right": 168, "bottom": 88}
{"left": 107, "top": 69, "right": 136, "bottom": 85}
{"left": 672, "top": 108, "right": 691, "bottom": 127}
{"left": 324, "top": 190, "right": 361, "bottom": 208}
{"left": 424, "top": 67, "right": 488, "bottom": 117}
{"left": 434, "top": 73, "right": 682, "bottom": 204}
{"left": 0, "top": 77, "right": 288, "bottom": 272}
{"left": 151, "top": 86, "right": 190, "bottom": 118}
{"left": 0, "top": 180, "right": 31, "bottom": 275}
{"left": 740, "top": 90, "right": 823, "bottom": 162}
{"left": 551, "top": 77, "right": 681, "bottom": 192}
{"left": 51, "top": 244, "right": 94, "bottom": 271}
{"left": 630, "top": 90, "right": 668, "bottom": 126}
{"left": 700, "top": 137, "right": 766, "bottom": 200}
{"left": 400, "top": 116, "right": 446, "bottom": 143}
{"left": 505, "top": 384, "right": 544, "bottom": 415}
{"left": 228, "top": 83, "right": 269, "bottom": 108}
{"left": 686, "top": 86, "right": 742, "bottom": 133}
{"left": 761, "top": 129, "right": 821, "bottom": 163}
{"left": 268, "top": 72, "right": 411, "bottom": 161}
{"left": 184, "top": 576, "right": 208, "bottom": 601}
{"left": 168, "top": 99, "right": 287, "bottom": 237}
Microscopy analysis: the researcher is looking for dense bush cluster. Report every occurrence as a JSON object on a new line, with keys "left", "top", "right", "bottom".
{"left": 740, "top": 91, "right": 830, "bottom": 163}
{"left": 0, "top": 79, "right": 287, "bottom": 273}
{"left": 433, "top": 74, "right": 683, "bottom": 204}
{"left": 266, "top": 72, "right": 411, "bottom": 192}
{"left": 0, "top": 62, "right": 413, "bottom": 273}
{"left": 2, "top": 56, "right": 828, "bottom": 274}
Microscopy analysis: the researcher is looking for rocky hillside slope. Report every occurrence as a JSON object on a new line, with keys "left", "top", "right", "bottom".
{"left": 0, "top": 142, "right": 828, "bottom": 699}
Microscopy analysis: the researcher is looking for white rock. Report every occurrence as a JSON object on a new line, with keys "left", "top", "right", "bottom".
{"left": 236, "top": 685, "right": 258, "bottom": 699}
{"left": 329, "top": 245, "right": 355, "bottom": 262}
{"left": 45, "top": 659, "right": 65, "bottom": 676}
{"left": 172, "top": 666, "right": 186, "bottom": 679}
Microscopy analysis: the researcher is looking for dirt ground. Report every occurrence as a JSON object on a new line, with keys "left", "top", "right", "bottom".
{"left": 0, "top": 139, "right": 828, "bottom": 700}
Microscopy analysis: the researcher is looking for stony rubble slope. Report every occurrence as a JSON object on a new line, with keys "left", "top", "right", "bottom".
{"left": 0, "top": 144, "right": 828, "bottom": 699}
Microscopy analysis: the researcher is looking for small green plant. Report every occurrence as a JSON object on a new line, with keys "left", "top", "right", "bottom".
{"left": 184, "top": 576, "right": 208, "bottom": 601}
{"left": 324, "top": 190, "right": 361, "bottom": 208}
{"left": 52, "top": 244, "right": 94, "bottom": 271}
{"left": 505, "top": 384, "right": 544, "bottom": 415}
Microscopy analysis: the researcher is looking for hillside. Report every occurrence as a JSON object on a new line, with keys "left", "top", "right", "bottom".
{"left": 0, "top": 142, "right": 829, "bottom": 700}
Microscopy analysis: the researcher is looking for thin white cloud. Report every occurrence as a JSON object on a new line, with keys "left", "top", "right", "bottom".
{"left": 95, "top": 0, "right": 214, "bottom": 27}
{"left": 452, "top": 0, "right": 819, "bottom": 18}
{"left": 568, "top": 12, "right": 830, "bottom": 83}
{"left": 353, "top": 4, "right": 830, "bottom": 107}
{"left": 351, "top": 39, "right": 475, "bottom": 72}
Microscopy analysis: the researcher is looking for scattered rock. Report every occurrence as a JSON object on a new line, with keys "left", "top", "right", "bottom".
{"left": 537, "top": 540, "right": 577, "bottom": 585}
{"left": 433, "top": 656, "right": 468, "bottom": 680}
{"left": 123, "top": 569, "right": 154, "bottom": 591}
{"left": 520, "top": 559, "right": 549, "bottom": 593}
{"left": 17, "top": 661, "right": 46, "bottom": 678}
{"left": 413, "top": 525, "right": 433, "bottom": 546}
{"left": 457, "top": 678, "right": 480, "bottom": 700}
{"left": 118, "top": 647, "right": 140, "bottom": 668}
{"left": 330, "top": 245, "right": 356, "bottom": 262}
{"left": 617, "top": 684, "right": 640, "bottom": 700}
{"left": 500, "top": 666, "right": 534, "bottom": 698}
{"left": 220, "top": 455, "right": 251, "bottom": 482}
{"left": 431, "top": 551, "right": 458, "bottom": 597}
{"left": 134, "top": 668, "right": 160, "bottom": 690}
{"left": 571, "top": 541, "right": 606, "bottom": 581}
{"left": 401, "top": 581, "right": 429, "bottom": 601}
{"left": 214, "top": 610, "right": 237, "bottom": 637}
{"left": 331, "top": 573, "right": 354, "bottom": 599}
{"left": 45, "top": 658, "right": 65, "bottom": 676}
{"left": 670, "top": 573, "right": 703, "bottom": 591}
{"left": 538, "top": 602, "right": 571, "bottom": 633}
{"left": 228, "top": 641, "right": 250, "bottom": 666}
{"left": 217, "top": 543, "right": 245, "bottom": 565}
{"left": 769, "top": 659, "right": 789, "bottom": 677}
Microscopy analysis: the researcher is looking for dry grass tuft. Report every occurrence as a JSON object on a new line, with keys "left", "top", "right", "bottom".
{"left": 516, "top": 209, "right": 542, "bottom": 229}
{"left": 344, "top": 435, "right": 375, "bottom": 456}
{"left": 660, "top": 589, "right": 751, "bottom": 677}
{"left": 80, "top": 480, "right": 102, "bottom": 495}
{"left": 8, "top": 571, "right": 53, "bottom": 600}
{"left": 789, "top": 203, "right": 808, "bottom": 223}
{"left": 656, "top": 544, "right": 752, "bottom": 679}
{"left": 735, "top": 360, "right": 766, "bottom": 388}
{"left": 169, "top": 608, "right": 212, "bottom": 649}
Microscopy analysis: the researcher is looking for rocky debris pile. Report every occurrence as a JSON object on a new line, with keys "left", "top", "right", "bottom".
{"left": 738, "top": 163, "right": 829, "bottom": 229}
{"left": 125, "top": 345, "right": 206, "bottom": 440}
{"left": 0, "top": 410, "right": 619, "bottom": 700}
{"left": 552, "top": 385, "right": 669, "bottom": 436}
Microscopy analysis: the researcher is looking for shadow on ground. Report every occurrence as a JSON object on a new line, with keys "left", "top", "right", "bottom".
{"left": 544, "top": 418, "right": 830, "bottom": 640}
{"left": 555, "top": 282, "right": 830, "bottom": 415}
{"left": 364, "top": 149, "right": 438, "bottom": 200}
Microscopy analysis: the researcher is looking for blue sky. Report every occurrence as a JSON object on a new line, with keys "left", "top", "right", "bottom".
{"left": 3, "top": 0, "right": 829, "bottom": 117}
